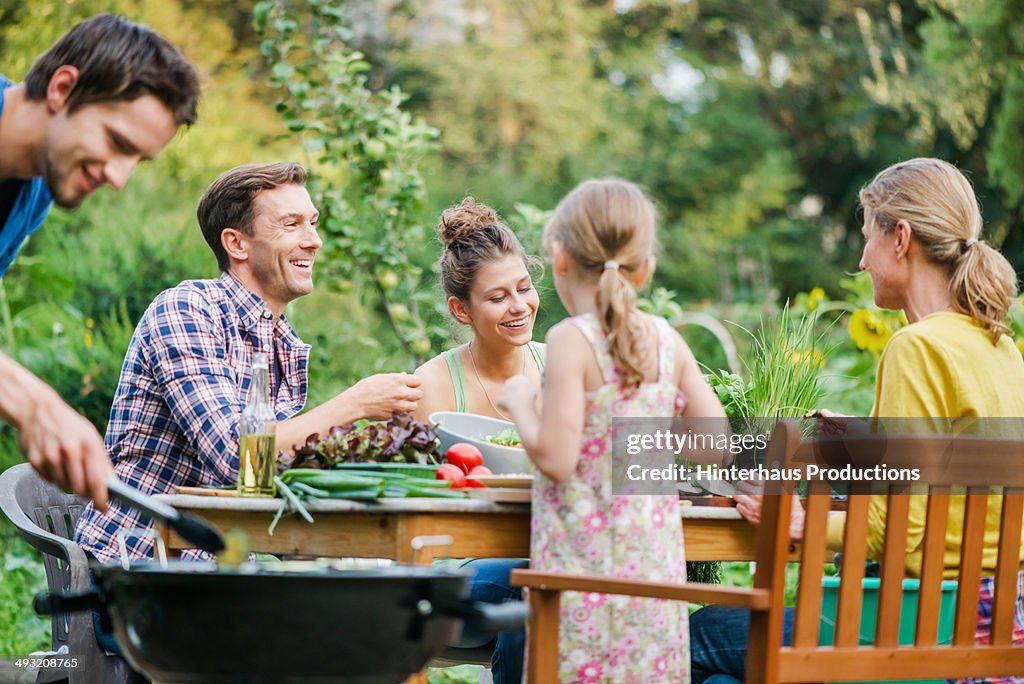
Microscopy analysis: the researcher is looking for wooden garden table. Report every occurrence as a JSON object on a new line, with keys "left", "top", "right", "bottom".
{"left": 151, "top": 494, "right": 761, "bottom": 562}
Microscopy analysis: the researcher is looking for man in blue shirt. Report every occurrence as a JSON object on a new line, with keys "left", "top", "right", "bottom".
{"left": 0, "top": 14, "right": 200, "bottom": 509}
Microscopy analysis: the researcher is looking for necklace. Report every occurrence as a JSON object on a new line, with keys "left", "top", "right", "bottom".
{"left": 467, "top": 341, "right": 526, "bottom": 421}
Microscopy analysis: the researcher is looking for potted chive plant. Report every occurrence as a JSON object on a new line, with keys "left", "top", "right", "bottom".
{"left": 688, "top": 307, "right": 831, "bottom": 586}
{"left": 707, "top": 306, "right": 832, "bottom": 440}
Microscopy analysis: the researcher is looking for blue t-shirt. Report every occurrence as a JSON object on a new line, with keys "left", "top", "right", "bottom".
{"left": 0, "top": 75, "right": 53, "bottom": 276}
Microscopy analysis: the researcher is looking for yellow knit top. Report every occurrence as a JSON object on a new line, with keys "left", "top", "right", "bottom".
{"left": 824, "top": 312, "right": 1024, "bottom": 578}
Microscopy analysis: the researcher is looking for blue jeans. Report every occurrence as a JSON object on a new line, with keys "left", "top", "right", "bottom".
{"left": 455, "top": 558, "right": 528, "bottom": 684}
{"left": 689, "top": 605, "right": 795, "bottom": 684}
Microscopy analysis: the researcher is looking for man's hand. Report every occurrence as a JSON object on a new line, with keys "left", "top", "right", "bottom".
{"left": 343, "top": 372, "right": 423, "bottom": 420}
{"left": 8, "top": 375, "right": 112, "bottom": 510}
{"left": 278, "top": 372, "right": 424, "bottom": 451}
{"left": 734, "top": 479, "right": 805, "bottom": 542}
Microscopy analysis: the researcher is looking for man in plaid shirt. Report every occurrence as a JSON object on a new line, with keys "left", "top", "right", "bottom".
{"left": 75, "top": 162, "right": 422, "bottom": 563}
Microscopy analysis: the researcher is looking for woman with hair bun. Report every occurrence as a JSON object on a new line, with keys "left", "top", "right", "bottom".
{"left": 691, "top": 158, "right": 1024, "bottom": 684}
{"left": 414, "top": 197, "right": 544, "bottom": 684}
{"left": 413, "top": 197, "right": 544, "bottom": 424}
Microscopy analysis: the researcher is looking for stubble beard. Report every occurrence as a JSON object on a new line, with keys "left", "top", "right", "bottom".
{"left": 42, "top": 155, "right": 84, "bottom": 210}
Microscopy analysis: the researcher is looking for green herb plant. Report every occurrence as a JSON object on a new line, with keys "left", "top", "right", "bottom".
{"left": 707, "top": 306, "right": 832, "bottom": 436}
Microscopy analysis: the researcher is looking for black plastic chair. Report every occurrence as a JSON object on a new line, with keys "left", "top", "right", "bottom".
{"left": 0, "top": 463, "right": 145, "bottom": 684}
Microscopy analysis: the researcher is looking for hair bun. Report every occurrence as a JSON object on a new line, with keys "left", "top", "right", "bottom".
{"left": 438, "top": 197, "right": 500, "bottom": 246}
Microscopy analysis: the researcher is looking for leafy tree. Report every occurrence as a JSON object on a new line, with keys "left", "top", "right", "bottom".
{"left": 368, "top": 1, "right": 931, "bottom": 306}
{"left": 855, "top": 0, "right": 1024, "bottom": 266}
{"left": 255, "top": 0, "right": 442, "bottom": 365}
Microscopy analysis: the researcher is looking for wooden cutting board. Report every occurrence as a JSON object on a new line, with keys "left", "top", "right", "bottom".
{"left": 175, "top": 486, "right": 240, "bottom": 497}
{"left": 468, "top": 488, "right": 531, "bottom": 503}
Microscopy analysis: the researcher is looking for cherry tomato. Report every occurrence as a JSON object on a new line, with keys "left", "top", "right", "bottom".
{"left": 464, "top": 464, "right": 492, "bottom": 488}
{"left": 445, "top": 443, "right": 484, "bottom": 474}
{"left": 436, "top": 463, "right": 467, "bottom": 488}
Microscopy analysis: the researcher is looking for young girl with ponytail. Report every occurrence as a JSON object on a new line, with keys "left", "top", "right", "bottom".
{"left": 499, "top": 178, "right": 725, "bottom": 683}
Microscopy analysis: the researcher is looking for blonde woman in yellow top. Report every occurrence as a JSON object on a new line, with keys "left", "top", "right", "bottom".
{"left": 691, "top": 158, "right": 1024, "bottom": 684}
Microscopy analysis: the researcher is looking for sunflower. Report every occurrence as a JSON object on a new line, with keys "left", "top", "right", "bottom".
{"left": 806, "top": 287, "right": 826, "bottom": 311}
{"left": 849, "top": 309, "right": 892, "bottom": 354}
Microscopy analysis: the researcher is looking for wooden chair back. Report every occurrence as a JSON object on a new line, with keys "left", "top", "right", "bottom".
{"left": 513, "top": 420, "right": 1024, "bottom": 683}
{"left": 773, "top": 422, "right": 1024, "bottom": 682}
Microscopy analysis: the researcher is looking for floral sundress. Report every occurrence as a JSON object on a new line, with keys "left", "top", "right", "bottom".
{"left": 530, "top": 313, "right": 690, "bottom": 683}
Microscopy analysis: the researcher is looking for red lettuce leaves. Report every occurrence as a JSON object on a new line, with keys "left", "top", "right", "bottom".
{"left": 277, "top": 413, "right": 440, "bottom": 472}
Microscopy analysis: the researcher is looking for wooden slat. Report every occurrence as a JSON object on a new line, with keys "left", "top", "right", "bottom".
{"left": 747, "top": 420, "right": 803, "bottom": 684}
{"left": 792, "top": 482, "right": 832, "bottom": 648}
{"left": 992, "top": 491, "right": 1024, "bottom": 645}
{"left": 915, "top": 487, "right": 950, "bottom": 646}
{"left": 524, "top": 587, "right": 560, "bottom": 684}
{"left": 683, "top": 516, "right": 775, "bottom": 561}
{"left": 834, "top": 487, "right": 870, "bottom": 647}
{"left": 748, "top": 484, "right": 790, "bottom": 684}
{"left": 777, "top": 645, "right": 1024, "bottom": 681}
{"left": 509, "top": 570, "right": 770, "bottom": 609}
{"left": 953, "top": 490, "right": 990, "bottom": 646}
{"left": 47, "top": 505, "right": 72, "bottom": 539}
{"left": 166, "top": 509, "right": 403, "bottom": 558}
{"left": 875, "top": 485, "right": 910, "bottom": 647}
{"left": 43, "top": 506, "right": 58, "bottom": 537}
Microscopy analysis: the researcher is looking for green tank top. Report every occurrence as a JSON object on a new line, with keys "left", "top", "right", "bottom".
{"left": 442, "top": 341, "right": 546, "bottom": 413}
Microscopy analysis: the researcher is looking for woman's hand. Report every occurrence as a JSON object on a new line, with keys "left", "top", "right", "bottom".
{"left": 807, "top": 408, "right": 858, "bottom": 437}
{"left": 498, "top": 375, "right": 537, "bottom": 420}
{"left": 734, "top": 479, "right": 806, "bottom": 542}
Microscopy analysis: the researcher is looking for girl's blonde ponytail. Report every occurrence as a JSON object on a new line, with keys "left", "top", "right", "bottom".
{"left": 544, "top": 179, "right": 658, "bottom": 389}
{"left": 596, "top": 267, "right": 646, "bottom": 388}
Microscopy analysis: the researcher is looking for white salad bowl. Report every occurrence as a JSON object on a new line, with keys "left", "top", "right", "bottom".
{"left": 428, "top": 411, "right": 532, "bottom": 475}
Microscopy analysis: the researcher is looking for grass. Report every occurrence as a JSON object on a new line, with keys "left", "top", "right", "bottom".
{"left": 0, "top": 434, "right": 51, "bottom": 657}
{"left": 0, "top": 522, "right": 50, "bottom": 655}
{"left": 706, "top": 306, "right": 832, "bottom": 449}
{"left": 743, "top": 307, "right": 830, "bottom": 423}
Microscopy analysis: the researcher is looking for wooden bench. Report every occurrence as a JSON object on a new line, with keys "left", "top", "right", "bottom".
{"left": 512, "top": 420, "right": 1024, "bottom": 682}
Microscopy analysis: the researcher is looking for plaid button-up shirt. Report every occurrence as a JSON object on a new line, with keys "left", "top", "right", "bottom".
{"left": 75, "top": 272, "right": 310, "bottom": 562}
